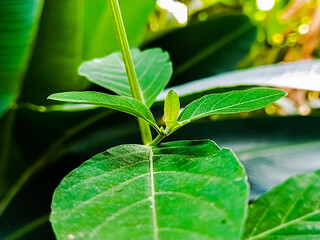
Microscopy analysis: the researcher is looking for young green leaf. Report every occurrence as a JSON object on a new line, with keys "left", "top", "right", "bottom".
{"left": 164, "top": 89, "right": 180, "bottom": 129}
{"left": 50, "top": 140, "right": 248, "bottom": 240}
{"left": 48, "top": 91, "right": 160, "bottom": 132}
{"left": 177, "top": 88, "right": 286, "bottom": 126}
{"left": 243, "top": 169, "right": 320, "bottom": 240}
{"left": 79, "top": 48, "right": 173, "bottom": 107}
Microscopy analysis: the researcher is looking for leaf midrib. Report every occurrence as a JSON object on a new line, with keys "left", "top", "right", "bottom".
{"left": 148, "top": 147, "right": 159, "bottom": 240}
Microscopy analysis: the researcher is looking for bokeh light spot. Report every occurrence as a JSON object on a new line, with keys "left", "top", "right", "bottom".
{"left": 298, "top": 24, "right": 310, "bottom": 34}
{"left": 272, "top": 33, "right": 284, "bottom": 44}
{"left": 256, "top": 0, "right": 275, "bottom": 11}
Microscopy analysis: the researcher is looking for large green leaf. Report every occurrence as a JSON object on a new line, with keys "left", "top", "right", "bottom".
{"left": 83, "top": 0, "right": 156, "bottom": 60}
{"left": 48, "top": 91, "right": 159, "bottom": 132}
{"left": 243, "top": 170, "right": 320, "bottom": 240}
{"left": 50, "top": 140, "right": 248, "bottom": 240}
{"left": 2, "top": 116, "right": 319, "bottom": 239}
{"left": 79, "top": 48, "right": 173, "bottom": 107}
{"left": 177, "top": 88, "right": 286, "bottom": 126}
{"left": 21, "top": 0, "right": 86, "bottom": 104}
{"left": 145, "top": 14, "right": 257, "bottom": 86}
{"left": 157, "top": 59, "right": 320, "bottom": 101}
{"left": 0, "top": 0, "right": 44, "bottom": 117}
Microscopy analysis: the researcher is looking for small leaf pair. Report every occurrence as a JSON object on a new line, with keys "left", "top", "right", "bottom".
{"left": 48, "top": 48, "right": 286, "bottom": 145}
{"left": 49, "top": 87, "right": 286, "bottom": 144}
{"left": 162, "top": 87, "right": 286, "bottom": 136}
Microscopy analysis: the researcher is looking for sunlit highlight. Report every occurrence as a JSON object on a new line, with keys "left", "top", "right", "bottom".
{"left": 157, "top": 0, "right": 188, "bottom": 24}
{"left": 256, "top": 0, "right": 275, "bottom": 11}
{"left": 298, "top": 24, "right": 310, "bottom": 34}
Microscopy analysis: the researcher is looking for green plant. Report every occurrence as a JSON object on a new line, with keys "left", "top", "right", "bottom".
{"left": 46, "top": 1, "right": 320, "bottom": 239}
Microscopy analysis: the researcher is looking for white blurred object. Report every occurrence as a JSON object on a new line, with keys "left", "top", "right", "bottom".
{"left": 256, "top": 0, "right": 275, "bottom": 11}
{"left": 157, "top": 0, "right": 188, "bottom": 24}
{"left": 157, "top": 60, "right": 320, "bottom": 100}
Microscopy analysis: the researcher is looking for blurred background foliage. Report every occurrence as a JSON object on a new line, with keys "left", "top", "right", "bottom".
{"left": 0, "top": 0, "right": 320, "bottom": 239}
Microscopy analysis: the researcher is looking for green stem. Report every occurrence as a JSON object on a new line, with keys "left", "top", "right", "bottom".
{"left": 148, "top": 127, "right": 170, "bottom": 146}
{"left": 109, "top": 0, "right": 152, "bottom": 144}
{"left": 148, "top": 134, "right": 166, "bottom": 146}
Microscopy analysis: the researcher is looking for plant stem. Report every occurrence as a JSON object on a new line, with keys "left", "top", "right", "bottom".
{"left": 148, "top": 134, "right": 166, "bottom": 146}
{"left": 109, "top": 0, "right": 152, "bottom": 144}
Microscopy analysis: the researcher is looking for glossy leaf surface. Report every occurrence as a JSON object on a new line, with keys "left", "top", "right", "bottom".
{"left": 50, "top": 140, "right": 248, "bottom": 240}
{"left": 177, "top": 88, "right": 286, "bottom": 125}
{"left": 79, "top": 48, "right": 173, "bottom": 107}
{"left": 48, "top": 91, "right": 158, "bottom": 132}
{"left": 0, "top": 0, "right": 44, "bottom": 116}
{"left": 243, "top": 170, "right": 320, "bottom": 240}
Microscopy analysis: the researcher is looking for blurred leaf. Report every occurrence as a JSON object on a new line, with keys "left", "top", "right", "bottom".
{"left": 177, "top": 88, "right": 286, "bottom": 126}
{"left": 50, "top": 140, "right": 248, "bottom": 240}
{"left": 157, "top": 60, "right": 320, "bottom": 100}
{"left": 79, "top": 48, "right": 173, "bottom": 107}
{"left": 19, "top": 103, "right": 99, "bottom": 112}
{"left": 243, "top": 169, "right": 320, "bottom": 240}
{"left": 83, "top": 0, "right": 156, "bottom": 60}
{"left": 239, "top": 140, "right": 320, "bottom": 198}
{"left": 145, "top": 14, "right": 257, "bottom": 86}
{"left": 21, "top": 0, "right": 86, "bottom": 104}
{"left": 48, "top": 91, "right": 159, "bottom": 131}
{"left": 0, "top": 0, "right": 44, "bottom": 117}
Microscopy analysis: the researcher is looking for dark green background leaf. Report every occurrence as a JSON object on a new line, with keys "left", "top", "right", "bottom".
{"left": 0, "top": 0, "right": 44, "bottom": 116}
{"left": 145, "top": 14, "right": 257, "bottom": 86}
{"left": 21, "top": 0, "right": 86, "bottom": 104}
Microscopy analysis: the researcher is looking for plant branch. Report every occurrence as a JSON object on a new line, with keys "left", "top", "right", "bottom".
{"left": 109, "top": 0, "right": 152, "bottom": 144}
{"left": 148, "top": 134, "right": 166, "bottom": 146}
